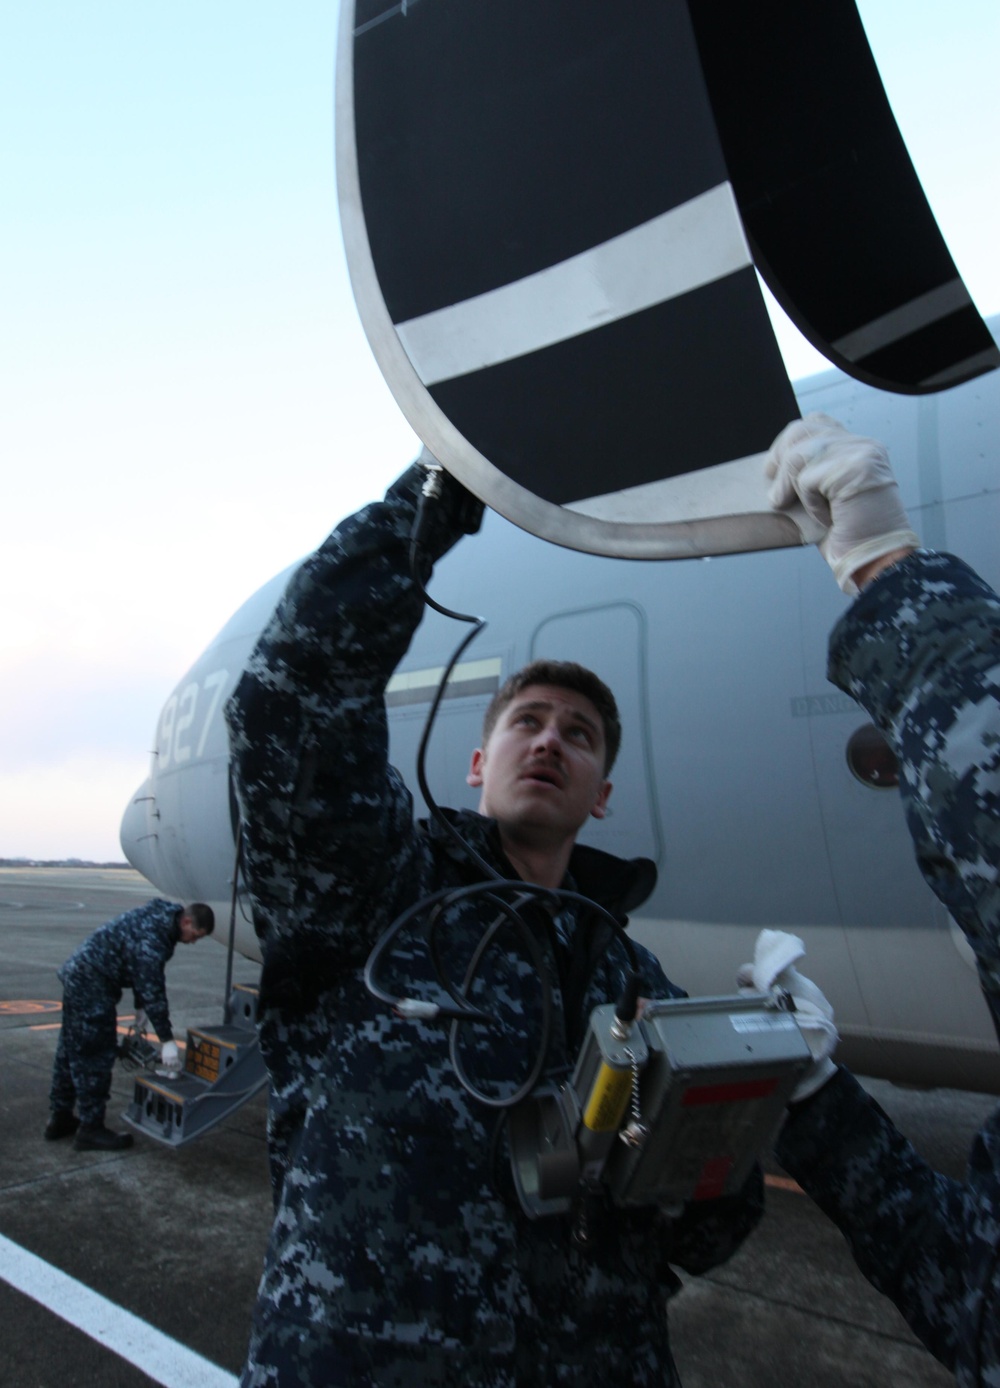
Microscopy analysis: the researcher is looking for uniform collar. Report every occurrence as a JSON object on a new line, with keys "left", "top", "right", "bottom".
{"left": 421, "top": 808, "right": 657, "bottom": 918}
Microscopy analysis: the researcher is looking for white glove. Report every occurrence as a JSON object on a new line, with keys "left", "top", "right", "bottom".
{"left": 158, "top": 1040, "right": 182, "bottom": 1074}
{"left": 737, "top": 929, "right": 838, "bottom": 1102}
{"left": 766, "top": 413, "right": 919, "bottom": 595}
{"left": 133, "top": 1009, "right": 148, "bottom": 1034}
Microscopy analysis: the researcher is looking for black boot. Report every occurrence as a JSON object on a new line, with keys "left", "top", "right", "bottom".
{"left": 73, "top": 1123, "right": 134, "bottom": 1152}
{"left": 44, "top": 1110, "right": 80, "bottom": 1141}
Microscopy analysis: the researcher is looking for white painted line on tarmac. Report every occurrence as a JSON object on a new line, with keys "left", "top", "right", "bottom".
{"left": 0, "top": 1232, "right": 238, "bottom": 1388}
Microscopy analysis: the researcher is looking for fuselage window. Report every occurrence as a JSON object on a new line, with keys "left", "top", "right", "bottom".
{"left": 846, "top": 723, "right": 899, "bottom": 789}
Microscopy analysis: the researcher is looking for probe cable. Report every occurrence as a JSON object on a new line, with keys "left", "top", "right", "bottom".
{"left": 362, "top": 466, "right": 640, "bottom": 1108}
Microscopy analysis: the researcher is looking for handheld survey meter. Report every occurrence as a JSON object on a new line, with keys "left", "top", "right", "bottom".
{"left": 508, "top": 992, "right": 811, "bottom": 1218}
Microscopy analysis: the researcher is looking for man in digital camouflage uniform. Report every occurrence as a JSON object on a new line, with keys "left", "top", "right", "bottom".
{"left": 761, "top": 414, "right": 1000, "bottom": 1388}
{"left": 226, "top": 460, "right": 765, "bottom": 1387}
{"left": 46, "top": 898, "right": 214, "bottom": 1151}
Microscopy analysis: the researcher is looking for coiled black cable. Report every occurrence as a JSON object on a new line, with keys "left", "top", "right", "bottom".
{"left": 363, "top": 464, "right": 639, "bottom": 1108}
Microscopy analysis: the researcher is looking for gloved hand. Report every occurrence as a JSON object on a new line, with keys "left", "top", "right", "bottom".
{"left": 737, "top": 929, "right": 838, "bottom": 1102}
{"left": 765, "top": 413, "right": 919, "bottom": 595}
{"left": 133, "top": 1009, "right": 149, "bottom": 1035}
{"left": 158, "top": 1040, "right": 182, "bottom": 1074}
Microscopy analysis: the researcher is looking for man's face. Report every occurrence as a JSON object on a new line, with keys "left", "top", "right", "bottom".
{"left": 467, "top": 684, "right": 612, "bottom": 843}
{"left": 178, "top": 916, "right": 207, "bottom": 945}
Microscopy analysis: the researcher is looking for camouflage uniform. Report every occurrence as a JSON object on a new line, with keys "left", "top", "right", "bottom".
{"left": 776, "top": 551, "right": 1000, "bottom": 1388}
{"left": 50, "top": 898, "right": 181, "bottom": 1126}
{"left": 226, "top": 467, "right": 763, "bottom": 1387}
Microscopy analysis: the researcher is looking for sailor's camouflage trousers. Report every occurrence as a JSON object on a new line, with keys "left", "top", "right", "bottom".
{"left": 50, "top": 959, "right": 120, "bottom": 1125}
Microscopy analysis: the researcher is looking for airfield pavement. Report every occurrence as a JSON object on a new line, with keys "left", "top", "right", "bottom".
{"left": 1, "top": 865, "right": 995, "bottom": 1387}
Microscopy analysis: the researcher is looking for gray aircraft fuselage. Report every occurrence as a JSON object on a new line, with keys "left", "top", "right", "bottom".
{"left": 121, "top": 321, "right": 1000, "bottom": 1095}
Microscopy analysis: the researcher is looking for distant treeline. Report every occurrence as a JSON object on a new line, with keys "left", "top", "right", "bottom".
{"left": 0, "top": 859, "right": 132, "bottom": 869}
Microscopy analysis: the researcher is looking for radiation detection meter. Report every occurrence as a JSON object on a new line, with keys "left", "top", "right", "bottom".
{"left": 508, "top": 993, "right": 812, "bottom": 1218}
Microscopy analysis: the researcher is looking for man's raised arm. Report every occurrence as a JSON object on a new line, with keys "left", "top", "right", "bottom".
{"left": 225, "top": 460, "right": 482, "bottom": 965}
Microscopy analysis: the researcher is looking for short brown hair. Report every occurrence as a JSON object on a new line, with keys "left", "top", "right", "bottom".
{"left": 185, "top": 902, "right": 215, "bottom": 935}
{"left": 481, "top": 660, "right": 621, "bottom": 773}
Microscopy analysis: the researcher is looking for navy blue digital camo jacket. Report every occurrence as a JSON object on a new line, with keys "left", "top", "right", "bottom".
{"left": 59, "top": 898, "right": 182, "bottom": 1041}
{"left": 227, "top": 467, "right": 764, "bottom": 1387}
{"left": 778, "top": 551, "right": 1000, "bottom": 1388}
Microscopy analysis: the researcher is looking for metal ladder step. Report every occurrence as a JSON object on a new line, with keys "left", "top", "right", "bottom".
{"left": 228, "top": 982, "right": 259, "bottom": 1031}
{"left": 123, "top": 985, "right": 266, "bottom": 1147}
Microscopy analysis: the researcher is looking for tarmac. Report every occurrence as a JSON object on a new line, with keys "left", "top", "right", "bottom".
{"left": 1, "top": 865, "right": 996, "bottom": 1387}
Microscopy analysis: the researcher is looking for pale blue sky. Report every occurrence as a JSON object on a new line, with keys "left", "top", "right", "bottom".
{"left": 1, "top": 2, "right": 997, "bottom": 859}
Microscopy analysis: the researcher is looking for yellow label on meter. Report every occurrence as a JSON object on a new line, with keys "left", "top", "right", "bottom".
{"left": 582, "top": 1063, "right": 632, "bottom": 1132}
